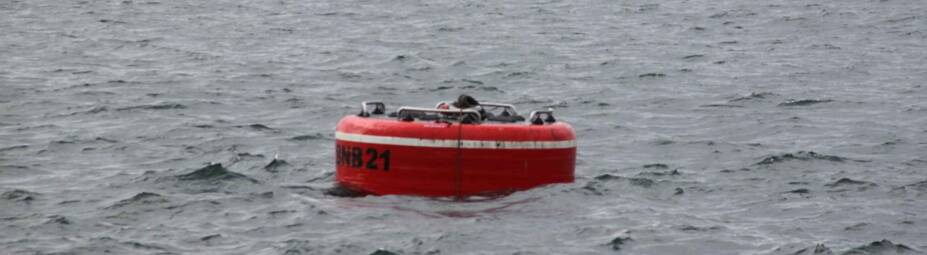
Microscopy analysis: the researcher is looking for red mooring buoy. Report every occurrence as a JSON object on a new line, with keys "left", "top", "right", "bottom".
{"left": 335, "top": 99, "right": 576, "bottom": 197}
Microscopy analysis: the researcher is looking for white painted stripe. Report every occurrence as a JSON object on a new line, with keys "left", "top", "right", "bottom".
{"left": 335, "top": 131, "right": 576, "bottom": 149}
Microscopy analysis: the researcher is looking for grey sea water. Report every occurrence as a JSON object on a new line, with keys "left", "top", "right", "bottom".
{"left": 2, "top": 0, "right": 926, "bottom": 254}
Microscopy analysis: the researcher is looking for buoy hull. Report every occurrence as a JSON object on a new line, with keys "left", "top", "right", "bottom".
{"left": 335, "top": 116, "right": 575, "bottom": 197}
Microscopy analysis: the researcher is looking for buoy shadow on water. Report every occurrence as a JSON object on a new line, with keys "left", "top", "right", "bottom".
{"left": 322, "top": 183, "right": 519, "bottom": 201}
{"left": 319, "top": 183, "right": 547, "bottom": 218}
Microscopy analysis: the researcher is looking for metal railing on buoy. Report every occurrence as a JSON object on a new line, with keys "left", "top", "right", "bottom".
{"left": 529, "top": 108, "right": 556, "bottom": 125}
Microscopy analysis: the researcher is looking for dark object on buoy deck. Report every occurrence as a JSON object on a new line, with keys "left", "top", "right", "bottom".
{"left": 334, "top": 96, "right": 576, "bottom": 197}
{"left": 451, "top": 94, "right": 480, "bottom": 109}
